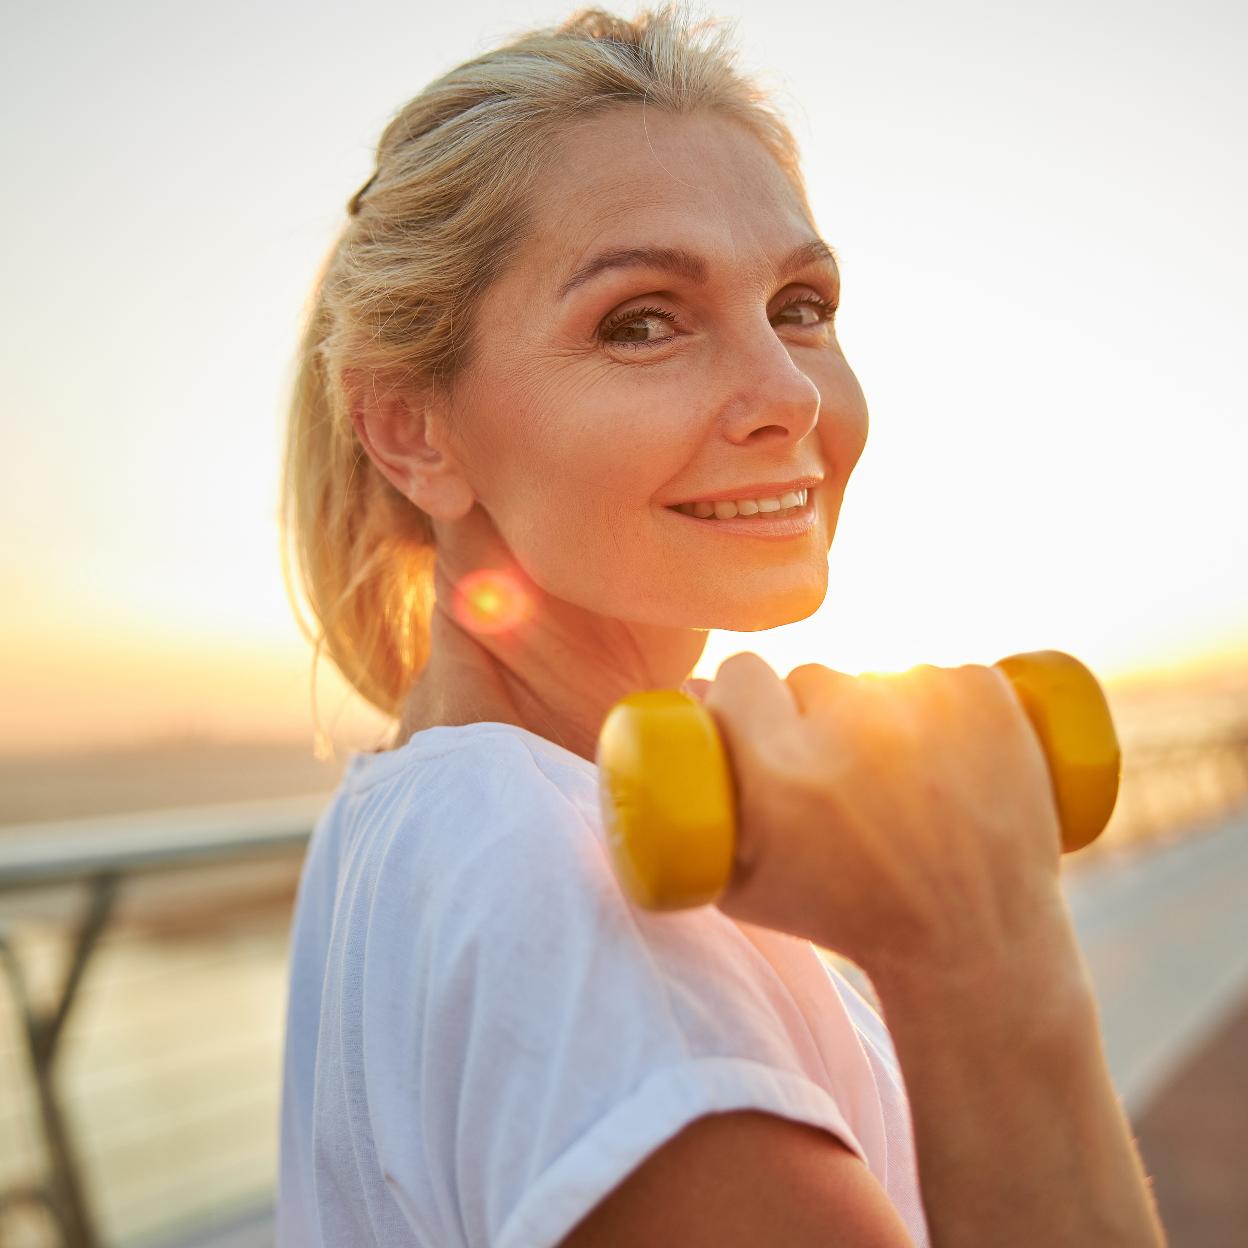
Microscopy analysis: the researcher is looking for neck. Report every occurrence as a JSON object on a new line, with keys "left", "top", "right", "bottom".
{"left": 391, "top": 554, "right": 709, "bottom": 766}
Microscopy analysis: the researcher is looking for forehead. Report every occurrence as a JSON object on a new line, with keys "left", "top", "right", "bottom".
{"left": 518, "top": 107, "right": 813, "bottom": 294}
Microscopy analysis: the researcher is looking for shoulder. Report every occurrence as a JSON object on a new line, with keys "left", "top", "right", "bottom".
{"left": 343, "top": 727, "right": 631, "bottom": 984}
{"left": 343, "top": 725, "right": 760, "bottom": 1021}
{"left": 349, "top": 729, "right": 885, "bottom": 1248}
{"left": 408, "top": 726, "right": 614, "bottom": 904}
{"left": 336, "top": 725, "right": 602, "bottom": 883}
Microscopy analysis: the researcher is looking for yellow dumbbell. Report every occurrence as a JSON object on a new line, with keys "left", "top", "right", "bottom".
{"left": 596, "top": 650, "right": 1122, "bottom": 911}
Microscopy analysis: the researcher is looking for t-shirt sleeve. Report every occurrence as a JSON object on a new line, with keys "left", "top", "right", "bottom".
{"left": 362, "top": 744, "right": 869, "bottom": 1248}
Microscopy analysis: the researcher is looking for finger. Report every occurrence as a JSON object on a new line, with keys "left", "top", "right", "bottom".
{"left": 702, "top": 651, "right": 801, "bottom": 738}
{"left": 784, "top": 662, "right": 858, "bottom": 718}
{"left": 700, "top": 653, "right": 800, "bottom": 879}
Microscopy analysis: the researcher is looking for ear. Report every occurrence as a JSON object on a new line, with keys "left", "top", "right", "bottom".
{"left": 342, "top": 368, "right": 475, "bottom": 520}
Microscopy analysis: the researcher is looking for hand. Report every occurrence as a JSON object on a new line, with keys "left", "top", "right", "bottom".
{"left": 698, "top": 653, "right": 1068, "bottom": 981}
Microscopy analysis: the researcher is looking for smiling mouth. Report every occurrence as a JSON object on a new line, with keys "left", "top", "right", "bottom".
{"left": 665, "top": 486, "right": 809, "bottom": 521}
{"left": 662, "top": 487, "right": 818, "bottom": 538}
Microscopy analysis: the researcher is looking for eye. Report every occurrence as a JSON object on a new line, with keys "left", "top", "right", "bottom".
{"left": 594, "top": 292, "right": 838, "bottom": 351}
{"left": 772, "top": 291, "right": 838, "bottom": 327}
{"left": 598, "top": 304, "right": 678, "bottom": 350}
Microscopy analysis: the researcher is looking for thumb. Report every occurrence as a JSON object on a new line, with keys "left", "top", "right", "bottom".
{"left": 697, "top": 651, "right": 802, "bottom": 878}
{"left": 703, "top": 651, "right": 801, "bottom": 726}
{"left": 700, "top": 651, "right": 803, "bottom": 760}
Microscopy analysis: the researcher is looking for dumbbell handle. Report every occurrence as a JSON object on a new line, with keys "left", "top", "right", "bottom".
{"left": 596, "top": 650, "right": 1122, "bottom": 911}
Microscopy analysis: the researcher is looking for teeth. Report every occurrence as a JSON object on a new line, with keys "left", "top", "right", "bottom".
{"left": 677, "top": 488, "right": 807, "bottom": 520}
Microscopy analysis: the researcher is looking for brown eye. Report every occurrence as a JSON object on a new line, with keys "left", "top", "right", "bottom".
{"left": 772, "top": 294, "right": 837, "bottom": 327}
{"left": 598, "top": 305, "right": 678, "bottom": 349}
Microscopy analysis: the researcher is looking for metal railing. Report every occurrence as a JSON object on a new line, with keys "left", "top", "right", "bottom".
{"left": 1087, "top": 720, "right": 1248, "bottom": 859}
{"left": 0, "top": 795, "right": 325, "bottom": 1248}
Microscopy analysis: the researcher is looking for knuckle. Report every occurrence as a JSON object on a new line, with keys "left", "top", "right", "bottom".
{"left": 953, "top": 662, "right": 1007, "bottom": 701}
{"left": 972, "top": 662, "right": 1022, "bottom": 707}
{"left": 785, "top": 662, "right": 849, "bottom": 713}
{"left": 886, "top": 664, "right": 945, "bottom": 717}
{"left": 786, "top": 661, "right": 834, "bottom": 686}
{"left": 718, "top": 650, "right": 770, "bottom": 681}
{"left": 956, "top": 663, "right": 1031, "bottom": 735}
{"left": 898, "top": 662, "right": 945, "bottom": 696}
{"left": 960, "top": 660, "right": 1005, "bottom": 686}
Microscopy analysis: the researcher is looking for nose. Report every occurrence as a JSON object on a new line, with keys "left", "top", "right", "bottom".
{"left": 713, "top": 321, "right": 821, "bottom": 447}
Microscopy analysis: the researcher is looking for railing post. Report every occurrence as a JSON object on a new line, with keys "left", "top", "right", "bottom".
{"left": 0, "top": 873, "right": 120, "bottom": 1248}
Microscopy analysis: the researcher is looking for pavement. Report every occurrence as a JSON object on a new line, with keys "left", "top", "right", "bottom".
{"left": 1061, "top": 810, "right": 1248, "bottom": 1116}
{"left": 1061, "top": 811, "right": 1248, "bottom": 1247}
{"left": 1131, "top": 984, "right": 1248, "bottom": 1247}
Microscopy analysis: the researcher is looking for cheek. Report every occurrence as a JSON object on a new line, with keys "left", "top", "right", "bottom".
{"left": 511, "top": 478, "right": 664, "bottom": 611}
{"left": 522, "top": 381, "right": 693, "bottom": 518}
{"left": 511, "top": 422, "right": 685, "bottom": 589}
{"left": 470, "top": 364, "right": 603, "bottom": 502}
{"left": 501, "top": 414, "right": 665, "bottom": 559}
{"left": 818, "top": 368, "right": 870, "bottom": 479}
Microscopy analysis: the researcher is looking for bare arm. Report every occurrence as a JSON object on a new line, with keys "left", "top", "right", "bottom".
{"left": 559, "top": 1109, "right": 917, "bottom": 1247}
{"left": 866, "top": 899, "right": 1168, "bottom": 1247}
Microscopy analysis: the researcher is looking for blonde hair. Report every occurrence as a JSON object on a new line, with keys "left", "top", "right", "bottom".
{"left": 279, "top": 2, "right": 811, "bottom": 748}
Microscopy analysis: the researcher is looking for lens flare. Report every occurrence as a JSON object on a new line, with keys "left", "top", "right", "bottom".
{"left": 453, "top": 569, "right": 532, "bottom": 635}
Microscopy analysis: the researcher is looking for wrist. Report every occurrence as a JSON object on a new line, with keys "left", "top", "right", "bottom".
{"left": 865, "top": 890, "right": 1097, "bottom": 1051}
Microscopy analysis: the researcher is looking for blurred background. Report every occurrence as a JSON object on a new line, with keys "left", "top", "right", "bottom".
{"left": 2, "top": 0, "right": 1245, "bottom": 1244}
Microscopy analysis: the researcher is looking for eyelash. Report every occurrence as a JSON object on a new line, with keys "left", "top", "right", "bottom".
{"left": 597, "top": 291, "right": 839, "bottom": 351}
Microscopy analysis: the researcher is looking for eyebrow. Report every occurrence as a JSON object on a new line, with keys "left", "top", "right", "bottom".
{"left": 556, "top": 236, "right": 839, "bottom": 302}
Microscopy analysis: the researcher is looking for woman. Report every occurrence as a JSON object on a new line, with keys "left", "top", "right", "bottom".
{"left": 276, "top": 7, "right": 1165, "bottom": 1246}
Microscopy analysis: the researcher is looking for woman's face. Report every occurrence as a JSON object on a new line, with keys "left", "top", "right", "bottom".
{"left": 440, "top": 105, "right": 869, "bottom": 633}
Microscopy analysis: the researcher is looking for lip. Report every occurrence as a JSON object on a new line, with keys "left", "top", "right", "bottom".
{"left": 663, "top": 475, "right": 823, "bottom": 507}
{"left": 663, "top": 486, "right": 818, "bottom": 539}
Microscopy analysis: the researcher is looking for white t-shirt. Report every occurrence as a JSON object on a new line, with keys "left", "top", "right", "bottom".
{"left": 276, "top": 721, "right": 930, "bottom": 1248}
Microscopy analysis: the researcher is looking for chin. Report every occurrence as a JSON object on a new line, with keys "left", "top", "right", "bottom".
{"left": 718, "top": 596, "right": 824, "bottom": 632}
{"left": 694, "top": 575, "right": 827, "bottom": 632}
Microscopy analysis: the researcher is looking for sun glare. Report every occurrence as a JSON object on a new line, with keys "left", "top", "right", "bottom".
{"left": 453, "top": 569, "right": 533, "bottom": 636}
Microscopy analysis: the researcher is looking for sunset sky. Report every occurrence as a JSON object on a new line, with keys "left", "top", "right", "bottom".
{"left": 2, "top": 0, "right": 1245, "bottom": 754}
